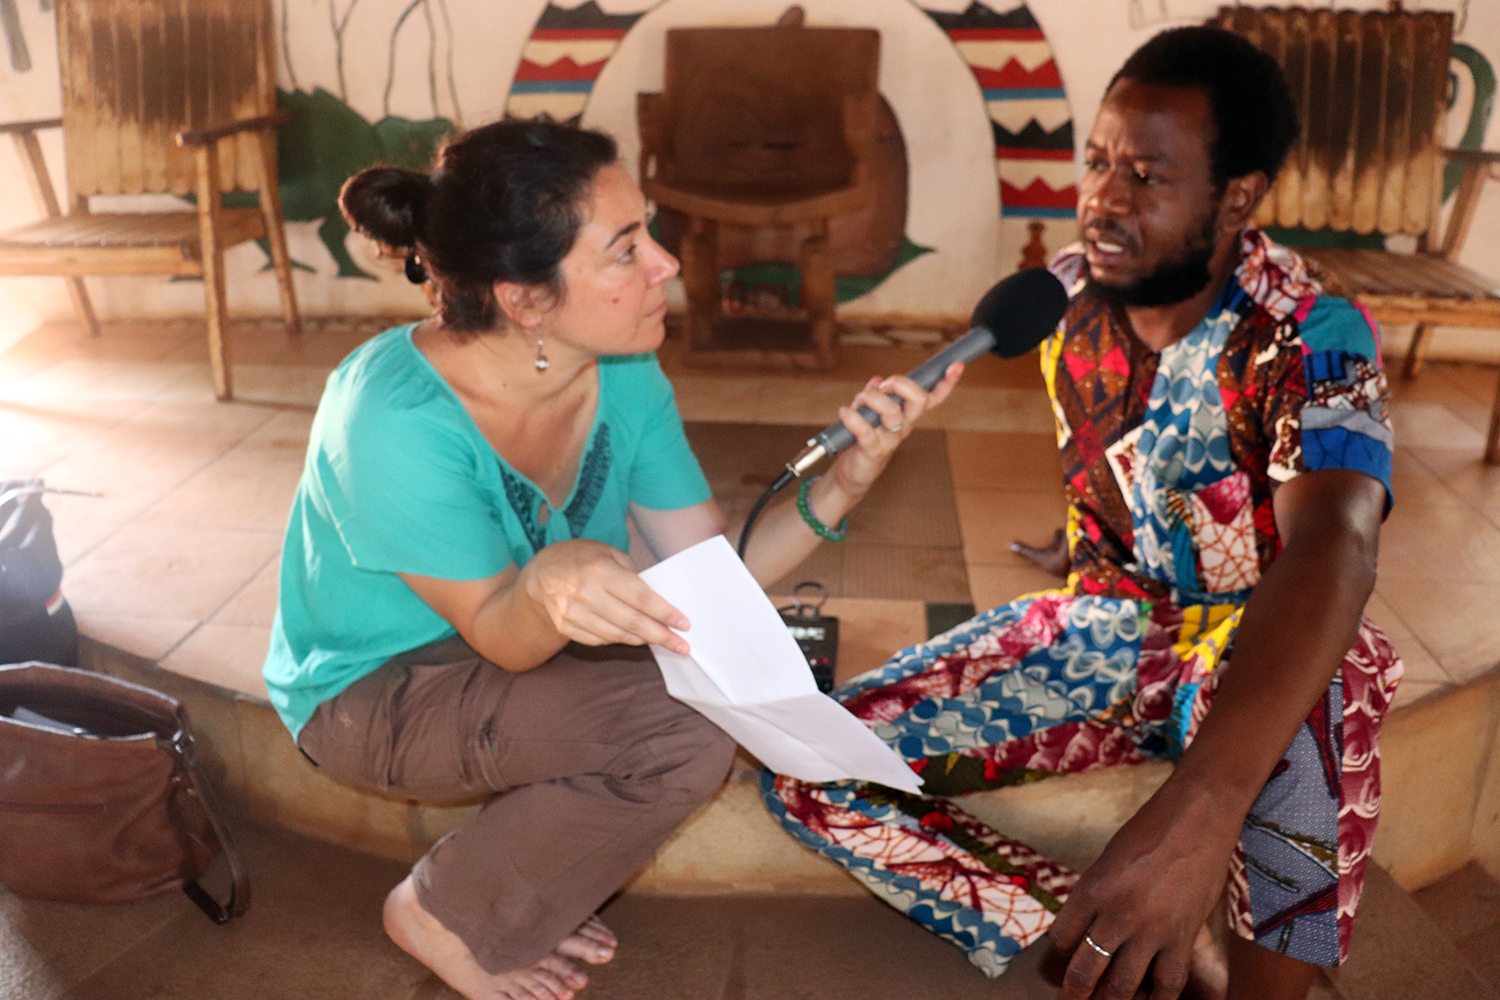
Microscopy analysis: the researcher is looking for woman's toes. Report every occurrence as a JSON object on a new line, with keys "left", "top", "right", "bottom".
{"left": 580, "top": 915, "right": 618, "bottom": 948}
{"left": 555, "top": 926, "right": 615, "bottom": 964}
{"left": 538, "top": 953, "right": 589, "bottom": 990}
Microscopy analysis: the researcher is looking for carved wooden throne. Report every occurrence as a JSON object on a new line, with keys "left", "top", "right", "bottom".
{"left": 638, "top": 21, "right": 880, "bottom": 369}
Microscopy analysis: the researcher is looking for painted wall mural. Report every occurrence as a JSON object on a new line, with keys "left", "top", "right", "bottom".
{"left": 0, "top": 0, "right": 1495, "bottom": 334}
{"left": 507, "top": 1, "right": 1076, "bottom": 307}
{"left": 271, "top": 86, "right": 455, "bottom": 279}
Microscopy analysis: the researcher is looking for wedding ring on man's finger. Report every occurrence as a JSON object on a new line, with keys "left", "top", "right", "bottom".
{"left": 1083, "top": 933, "right": 1114, "bottom": 960}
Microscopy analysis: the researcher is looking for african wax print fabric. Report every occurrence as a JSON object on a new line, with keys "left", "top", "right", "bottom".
{"left": 763, "top": 594, "right": 1401, "bottom": 976}
{"left": 1043, "top": 229, "right": 1393, "bottom": 605}
{"left": 761, "top": 231, "right": 1402, "bottom": 977}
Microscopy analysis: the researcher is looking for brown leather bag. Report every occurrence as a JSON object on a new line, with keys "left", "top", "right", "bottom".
{"left": 0, "top": 662, "right": 249, "bottom": 922}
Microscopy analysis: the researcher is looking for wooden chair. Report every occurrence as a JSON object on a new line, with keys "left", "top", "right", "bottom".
{"left": 638, "top": 20, "right": 879, "bottom": 370}
{"left": 0, "top": 0, "right": 300, "bottom": 401}
{"left": 1216, "top": 6, "right": 1500, "bottom": 463}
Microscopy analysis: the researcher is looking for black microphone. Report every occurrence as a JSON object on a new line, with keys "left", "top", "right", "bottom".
{"left": 784, "top": 267, "right": 1069, "bottom": 478}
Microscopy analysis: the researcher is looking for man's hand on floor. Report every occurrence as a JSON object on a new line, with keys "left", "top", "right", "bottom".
{"left": 1047, "top": 773, "right": 1241, "bottom": 1000}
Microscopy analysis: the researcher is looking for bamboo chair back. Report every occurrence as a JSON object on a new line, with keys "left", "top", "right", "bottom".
{"left": 1214, "top": 5, "right": 1453, "bottom": 238}
{"left": 57, "top": 0, "right": 274, "bottom": 203}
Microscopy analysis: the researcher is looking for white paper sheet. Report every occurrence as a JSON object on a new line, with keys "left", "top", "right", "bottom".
{"left": 639, "top": 535, "right": 921, "bottom": 794}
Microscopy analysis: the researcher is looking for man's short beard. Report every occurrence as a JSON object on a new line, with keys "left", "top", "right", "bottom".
{"left": 1085, "top": 211, "right": 1219, "bottom": 308}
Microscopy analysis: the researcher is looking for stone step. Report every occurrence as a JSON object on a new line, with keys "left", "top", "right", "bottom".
{"left": 12, "top": 816, "right": 1494, "bottom": 1000}
{"left": 1324, "top": 862, "right": 1497, "bottom": 999}
{"left": 78, "top": 636, "right": 1500, "bottom": 919}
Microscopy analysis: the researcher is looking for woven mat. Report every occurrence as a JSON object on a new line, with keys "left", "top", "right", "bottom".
{"left": 682, "top": 422, "right": 969, "bottom": 602}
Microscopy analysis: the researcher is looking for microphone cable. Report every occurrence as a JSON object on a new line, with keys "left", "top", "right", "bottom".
{"left": 735, "top": 469, "right": 795, "bottom": 560}
{"left": 731, "top": 268, "right": 1068, "bottom": 564}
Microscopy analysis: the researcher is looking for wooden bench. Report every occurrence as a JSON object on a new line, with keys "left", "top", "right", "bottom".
{"left": 1218, "top": 6, "right": 1500, "bottom": 463}
{"left": 0, "top": 0, "right": 300, "bottom": 401}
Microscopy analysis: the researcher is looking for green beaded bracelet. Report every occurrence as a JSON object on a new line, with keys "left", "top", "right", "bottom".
{"left": 797, "top": 476, "right": 848, "bottom": 542}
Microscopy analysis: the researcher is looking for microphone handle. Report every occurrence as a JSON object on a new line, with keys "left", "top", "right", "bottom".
{"left": 798, "top": 326, "right": 996, "bottom": 468}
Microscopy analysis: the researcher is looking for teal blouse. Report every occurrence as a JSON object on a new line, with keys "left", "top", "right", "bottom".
{"left": 263, "top": 324, "right": 711, "bottom": 737}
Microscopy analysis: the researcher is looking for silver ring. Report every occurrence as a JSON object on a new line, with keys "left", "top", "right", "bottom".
{"left": 1083, "top": 933, "right": 1114, "bottom": 959}
{"left": 885, "top": 421, "right": 906, "bottom": 433}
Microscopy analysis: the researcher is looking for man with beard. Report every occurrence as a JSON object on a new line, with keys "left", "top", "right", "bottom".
{"left": 762, "top": 25, "right": 1401, "bottom": 1000}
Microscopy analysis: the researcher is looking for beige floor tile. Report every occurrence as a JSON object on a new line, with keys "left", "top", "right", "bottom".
{"left": 234, "top": 407, "right": 316, "bottom": 455}
{"left": 72, "top": 614, "right": 200, "bottom": 661}
{"left": 668, "top": 372, "right": 765, "bottom": 423}
{"left": 1377, "top": 501, "right": 1500, "bottom": 581}
{"left": 1364, "top": 592, "right": 1449, "bottom": 686}
{"left": 1408, "top": 446, "right": 1500, "bottom": 515}
{"left": 765, "top": 593, "right": 928, "bottom": 683}
{"left": 840, "top": 545, "right": 970, "bottom": 603}
{"left": 753, "top": 377, "right": 872, "bottom": 425}
{"left": 818, "top": 596, "right": 926, "bottom": 683}
{"left": 159, "top": 623, "right": 271, "bottom": 700}
{"left": 53, "top": 517, "right": 124, "bottom": 567}
{"left": 925, "top": 384, "right": 1055, "bottom": 434}
{"left": 1389, "top": 401, "right": 1489, "bottom": 450}
{"left": 3, "top": 357, "right": 209, "bottom": 404}
{"left": 968, "top": 563, "right": 1065, "bottom": 611}
{"left": 212, "top": 556, "right": 280, "bottom": 628}
{"left": 1388, "top": 366, "right": 1492, "bottom": 410}
{"left": 113, "top": 399, "right": 279, "bottom": 447}
{"left": 1388, "top": 448, "right": 1468, "bottom": 509}
{"left": 1426, "top": 361, "right": 1500, "bottom": 401}
{"left": 37, "top": 433, "right": 234, "bottom": 527}
{"left": 279, "top": 327, "right": 381, "bottom": 367}
{"left": 0, "top": 398, "right": 138, "bottom": 474}
{"left": 1377, "top": 577, "right": 1500, "bottom": 683}
{"left": 947, "top": 349, "right": 1048, "bottom": 390}
{"left": 63, "top": 522, "right": 281, "bottom": 624}
{"left": 152, "top": 362, "right": 332, "bottom": 408}
{"left": 946, "top": 430, "right": 1062, "bottom": 492}
{"left": 1391, "top": 679, "right": 1448, "bottom": 711}
{"left": 955, "top": 488, "right": 1070, "bottom": 566}
{"left": 140, "top": 448, "right": 303, "bottom": 532}
{"left": 158, "top": 321, "right": 308, "bottom": 366}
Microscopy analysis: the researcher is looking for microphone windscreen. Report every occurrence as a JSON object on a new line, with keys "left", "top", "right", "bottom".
{"left": 970, "top": 267, "right": 1070, "bottom": 359}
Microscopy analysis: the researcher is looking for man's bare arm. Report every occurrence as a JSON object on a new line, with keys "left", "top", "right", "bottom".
{"left": 1049, "top": 468, "right": 1386, "bottom": 1000}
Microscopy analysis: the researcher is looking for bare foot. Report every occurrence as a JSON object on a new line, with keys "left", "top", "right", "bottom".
{"left": 555, "top": 915, "right": 616, "bottom": 965}
{"left": 383, "top": 875, "right": 590, "bottom": 1000}
{"left": 1011, "top": 528, "right": 1070, "bottom": 579}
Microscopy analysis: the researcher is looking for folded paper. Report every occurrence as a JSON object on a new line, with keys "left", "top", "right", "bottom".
{"left": 640, "top": 535, "right": 920, "bottom": 793}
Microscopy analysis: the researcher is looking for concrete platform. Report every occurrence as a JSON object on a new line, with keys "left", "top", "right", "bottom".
{"left": 79, "top": 634, "right": 1500, "bottom": 901}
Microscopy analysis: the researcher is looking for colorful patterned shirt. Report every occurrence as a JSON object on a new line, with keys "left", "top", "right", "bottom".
{"left": 1043, "top": 229, "right": 1393, "bottom": 606}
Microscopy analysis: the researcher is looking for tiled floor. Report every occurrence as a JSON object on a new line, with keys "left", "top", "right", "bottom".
{"left": 5, "top": 816, "right": 1496, "bottom": 1000}
{"left": 3, "top": 317, "right": 1498, "bottom": 708}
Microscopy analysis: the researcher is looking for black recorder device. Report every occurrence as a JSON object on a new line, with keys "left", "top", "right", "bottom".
{"left": 778, "top": 583, "right": 838, "bottom": 694}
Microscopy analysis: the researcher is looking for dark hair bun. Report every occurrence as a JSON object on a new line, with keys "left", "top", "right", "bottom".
{"left": 339, "top": 166, "right": 434, "bottom": 250}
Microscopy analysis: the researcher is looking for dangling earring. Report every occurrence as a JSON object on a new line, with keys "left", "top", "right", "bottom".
{"left": 404, "top": 252, "right": 427, "bottom": 284}
{"left": 534, "top": 335, "right": 549, "bottom": 372}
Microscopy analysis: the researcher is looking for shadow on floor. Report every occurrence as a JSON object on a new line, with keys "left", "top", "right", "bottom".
{"left": 6, "top": 818, "right": 1499, "bottom": 1000}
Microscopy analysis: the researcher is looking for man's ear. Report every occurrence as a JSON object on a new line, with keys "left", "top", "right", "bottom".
{"left": 493, "top": 280, "right": 554, "bottom": 331}
{"left": 1219, "top": 171, "right": 1269, "bottom": 232}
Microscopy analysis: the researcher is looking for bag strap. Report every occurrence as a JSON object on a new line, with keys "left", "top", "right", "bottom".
{"left": 158, "top": 718, "right": 251, "bottom": 924}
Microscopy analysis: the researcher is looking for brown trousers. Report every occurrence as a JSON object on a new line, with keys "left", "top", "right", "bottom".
{"left": 297, "top": 636, "right": 736, "bottom": 973}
